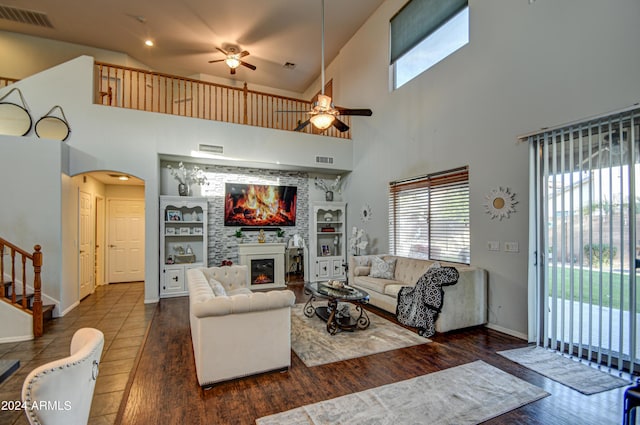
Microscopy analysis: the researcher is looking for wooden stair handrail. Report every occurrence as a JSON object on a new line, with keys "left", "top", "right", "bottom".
{"left": 0, "top": 238, "right": 44, "bottom": 337}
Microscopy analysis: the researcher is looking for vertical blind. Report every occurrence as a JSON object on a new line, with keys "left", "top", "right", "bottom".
{"left": 390, "top": 0, "right": 468, "bottom": 64}
{"left": 528, "top": 105, "right": 640, "bottom": 373}
{"left": 389, "top": 166, "right": 470, "bottom": 263}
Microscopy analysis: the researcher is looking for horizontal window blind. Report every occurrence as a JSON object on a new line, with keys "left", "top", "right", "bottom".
{"left": 389, "top": 166, "right": 469, "bottom": 263}
{"left": 390, "top": 0, "right": 468, "bottom": 64}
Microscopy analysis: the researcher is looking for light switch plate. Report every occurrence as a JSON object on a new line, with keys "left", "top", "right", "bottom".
{"left": 487, "top": 241, "right": 500, "bottom": 251}
{"left": 504, "top": 242, "right": 519, "bottom": 252}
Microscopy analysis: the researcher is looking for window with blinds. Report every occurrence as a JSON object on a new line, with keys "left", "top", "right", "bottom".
{"left": 389, "top": 166, "right": 470, "bottom": 263}
{"left": 390, "top": 0, "right": 469, "bottom": 89}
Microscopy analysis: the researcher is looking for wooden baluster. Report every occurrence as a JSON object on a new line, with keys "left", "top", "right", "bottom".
{"left": 32, "top": 245, "right": 43, "bottom": 338}
{"left": 243, "top": 82, "right": 248, "bottom": 125}
{"left": 21, "top": 255, "right": 26, "bottom": 308}
{"left": 10, "top": 248, "right": 16, "bottom": 304}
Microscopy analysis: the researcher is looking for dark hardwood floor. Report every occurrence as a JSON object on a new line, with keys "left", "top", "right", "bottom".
{"left": 117, "top": 283, "right": 628, "bottom": 424}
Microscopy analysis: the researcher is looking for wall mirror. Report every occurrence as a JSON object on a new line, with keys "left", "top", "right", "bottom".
{"left": 35, "top": 105, "right": 70, "bottom": 141}
{"left": 484, "top": 186, "right": 517, "bottom": 220}
{"left": 0, "top": 88, "right": 32, "bottom": 137}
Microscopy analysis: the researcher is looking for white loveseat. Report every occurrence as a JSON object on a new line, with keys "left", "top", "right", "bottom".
{"left": 186, "top": 265, "right": 295, "bottom": 386}
{"left": 348, "top": 255, "right": 487, "bottom": 333}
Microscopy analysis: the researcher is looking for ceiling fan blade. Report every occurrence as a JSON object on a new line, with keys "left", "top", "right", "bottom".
{"left": 216, "top": 47, "right": 229, "bottom": 55}
{"left": 332, "top": 118, "right": 350, "bottom": 132}
{"left": 294, "top": 119, "right": 311, "bottom": 132}
{"left": 208, "top": 59, "right": 225, "bottom": 63}
{"left": 336, "top": 108, "right": 373, "bottom": 116}
{"left": 240, "top": 61, "right": 257, "bottom": 71}
{"left": 239, "top": 50, "right": 250, "bottom": 58}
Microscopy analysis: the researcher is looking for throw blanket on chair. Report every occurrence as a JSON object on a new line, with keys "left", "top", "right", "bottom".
{"left": 396, "top": 265, "right": 459, "bottom": 337}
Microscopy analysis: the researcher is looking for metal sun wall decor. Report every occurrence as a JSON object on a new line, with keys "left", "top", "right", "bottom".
{"left": 484, "top": 186, "right": 517, "bottom": 220}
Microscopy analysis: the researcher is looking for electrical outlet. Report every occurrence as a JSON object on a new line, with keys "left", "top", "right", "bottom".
{"left": 487, "top": 241, "right": 500, "bottom": 251}
{"left": 504, "top": 242, "right": 519, "bottom": 253}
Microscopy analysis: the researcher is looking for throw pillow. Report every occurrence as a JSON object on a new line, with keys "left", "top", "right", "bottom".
{"left": 353, "top": 266, "right": 371, "bottom": 276}
{"left": 369, "top": 257, "right": 397, "bottom": 279}
{"left": 209, "top": 279, "right": 227, "bottom": 296}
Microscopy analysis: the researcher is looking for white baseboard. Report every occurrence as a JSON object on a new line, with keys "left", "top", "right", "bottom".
{"left": 59, "top": 300, "right": 80, "bottom": 317}
{"left": 0, "top": 334, "right": 33, "bottom": 343}
{"left": 486, "top": 323, "right": 528, "bottom": 341}
{"left": 144, "top": 297, "right": 160, "bottom": 304}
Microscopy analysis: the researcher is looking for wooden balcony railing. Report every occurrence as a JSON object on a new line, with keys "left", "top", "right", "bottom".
{"left": 0, "top": 239, "right": 44, "bottom": 337}
{"left": 0, "top": 77, "right": 18, "bottom": 89}
{"left": 94, "top": 61, "right": 351, "bottom": 139}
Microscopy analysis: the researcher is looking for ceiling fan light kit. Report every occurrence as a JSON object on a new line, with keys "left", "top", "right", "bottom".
{"left": 310, "top": 112, "right": 335, "bottom": 130}
{"left": 209, "top": 46, "right": 256, "bottom": 75}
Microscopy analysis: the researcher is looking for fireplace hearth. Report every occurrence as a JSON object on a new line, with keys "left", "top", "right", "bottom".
{"left": 251, "top": 258, "right": 275, "bottom": 285}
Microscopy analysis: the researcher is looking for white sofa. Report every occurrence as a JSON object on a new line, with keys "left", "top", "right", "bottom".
{"left": 348, "top": 255, "right": 487, "bottom": 333}
{"left": 186, "top": 265, "right": 295, "bottom": 386}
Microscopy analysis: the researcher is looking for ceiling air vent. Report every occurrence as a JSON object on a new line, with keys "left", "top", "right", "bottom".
{"left": 199, "top": 144, "right": 224, "bottom": 154}
{"left": 0, "top": 5, "right": 53, "bottom": 28}
{"left": 315, "top": 156, "right": 334, "bottom": 164}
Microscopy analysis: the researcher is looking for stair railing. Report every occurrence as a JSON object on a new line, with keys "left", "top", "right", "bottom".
{"left": 0, "top": 238, "right": 44, "bottom": 337}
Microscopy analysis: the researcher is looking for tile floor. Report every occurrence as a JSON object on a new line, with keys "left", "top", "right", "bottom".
{"left": 0, "top": 282, "right": 155, "bottom": 425}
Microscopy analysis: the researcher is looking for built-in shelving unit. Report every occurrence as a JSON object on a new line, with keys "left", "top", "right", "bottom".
{"left": 160, "top": 196, "right": 208, "bottom": 298}
{"left": 309, "top": 201, "right": 346, "bottom": 282}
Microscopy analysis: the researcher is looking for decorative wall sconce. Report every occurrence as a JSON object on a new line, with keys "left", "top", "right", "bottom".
{"left": 0, "top": 88, "right": 32, "bottom": 136}
{"left": 484, "top": 187, "right": 517, "bottom": 220}
{"left": 35, "top": 105, "right": 71, "bottom": 141}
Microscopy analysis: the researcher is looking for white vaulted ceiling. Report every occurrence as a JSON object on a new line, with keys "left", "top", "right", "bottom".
{"left": 0, "top": 0, "right": 386, "bottom": 93}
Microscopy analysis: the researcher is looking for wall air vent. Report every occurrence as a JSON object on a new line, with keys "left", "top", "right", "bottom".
{"left": 315, "top": 156, "right": 334, "bottom": 164}
{"left": 0, "top": 5, "right": 53, "bottom": 28}
{"left": 199, "top": 144, "right": 224, "bottom": 154}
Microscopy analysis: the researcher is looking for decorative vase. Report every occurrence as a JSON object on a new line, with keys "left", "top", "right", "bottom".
{"left": 178, "top": 183, "right": 190, "bottom": 196}
{"left": 325, "top": 191, "right": 333, "bottom": 201}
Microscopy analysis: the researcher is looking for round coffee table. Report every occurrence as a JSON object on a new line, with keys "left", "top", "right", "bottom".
{"left": 303, "top": 281, "right": 370, "bottom": 335}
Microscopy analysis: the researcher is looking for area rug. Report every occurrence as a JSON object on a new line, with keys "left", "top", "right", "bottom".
{"left": 497, "top": 346, "right": 630, "bottom": 395}
{"left": 291, "top": 303, "right": 428, "bottom": 367}
{"left": 256, "top": 360, "right": 549, "bottom": 425}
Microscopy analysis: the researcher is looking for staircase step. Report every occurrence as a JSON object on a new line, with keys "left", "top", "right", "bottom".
{"left": 2, "top": 281, "right": 12, "bottom": 298}
{"left": 13, "top": 293, "right": 34, "bottom": 309}
{"left": 42, "top": 304, "right": 54, "bottom": 321}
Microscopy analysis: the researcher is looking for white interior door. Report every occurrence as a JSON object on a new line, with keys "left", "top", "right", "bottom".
{"left": 108, "top": 199, "right": 145, "bottom": 283}
{"left": 79, "top": 191, "right": 94, "bottom": 299}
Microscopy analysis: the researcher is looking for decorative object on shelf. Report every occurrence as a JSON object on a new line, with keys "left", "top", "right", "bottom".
{"left": 220, "top": 259, "right": 233, "bottom": 266}
{"left": 165, "top": 227, "right": 175, "bottom": 235}
{"left": 193, "top": 227, "right": 203, "bottom": 235}
{"left": 166, "top": 255, "right": 174, "bottom": 264}
{"left": 167, "top": 161, "right": 209, "bottom": 196}
{"left": 321, "top": 244, "right": 331, "bottom": 256}
{"left": 258, "top": 229, "right": 266, "bottom": 243}
{"left": 167, "top": 210, "right": 182, "bottom": 221}
{"left": 276, "top": 228, "right": 285, "bottom": 242}
{"left": 179, "top": 227, "right": 190, "bottom": 235}
{"left": 324, "top": 212, "right": 333, "bottom": 221}
{"left": 314, "top": 176, "right": 342, "bottom": 202}
{"left": 186, "top": 245, "right": 193, "bottom": 255}
{"left": 349, "top": 226, "right": 368, "bottom": 256}
{"left": 173, "top": 245, "right": 185, "bottom": 255}
{"left": 234, "top": 229, "right": 243, "bottom": 239}
{"left": 484, "top": 186, "right": 517, "bottom": 220}
{"left": 333, "top": 235, "right": 339, "bottom": 255}
{"left": 360, "top": 204, "right": 372, "bottom": 222}
{"left": 321, "top": 225, "right": 335, "bottom": 232}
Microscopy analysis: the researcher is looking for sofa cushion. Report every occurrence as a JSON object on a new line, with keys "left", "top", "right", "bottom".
{"left": 369, "top": 256, "right": 397, "bottom": 279}
{"left": 384, "top": 284, "right": 405, "bottom": 298}
{"left": 353, "top": 275, "right": 403, "bottom": 294}
{"left": 208, "top": 278, "right": 227, "bottom": 296}
{"left": 353, "top": 266, "right": 371, "bottom": 277}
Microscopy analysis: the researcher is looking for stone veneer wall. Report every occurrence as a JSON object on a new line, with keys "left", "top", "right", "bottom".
{"left": 200, "top": 164, "right": 309, "bottom": 266}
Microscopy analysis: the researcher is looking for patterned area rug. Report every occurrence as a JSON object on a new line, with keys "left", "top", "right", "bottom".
{"left": 256, "top": 360, "right": 549, "bottom": 424}
{"left": 291, "top": 303, "right": 428, "bottom": 367}
{"left": 498, "top": 346, "right": 630, "bottom": 395}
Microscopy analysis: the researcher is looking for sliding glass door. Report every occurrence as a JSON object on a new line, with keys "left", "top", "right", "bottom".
{"left": 529, "top": 107, "right": 640, "bottom": 373}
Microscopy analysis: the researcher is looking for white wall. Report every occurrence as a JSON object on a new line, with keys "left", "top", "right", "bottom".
{"left": 0, "top": 55, "right": 352, "bottom": 307}
{"left": 323, "top": 0, "right": 640, "bottom": 338}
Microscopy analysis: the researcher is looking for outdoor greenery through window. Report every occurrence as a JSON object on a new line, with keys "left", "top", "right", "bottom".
{"left": 390, "top": 0, "right": 469, "bottom": 89}
{"left": 389, "top": 166, "right": 470, "bottom": 263}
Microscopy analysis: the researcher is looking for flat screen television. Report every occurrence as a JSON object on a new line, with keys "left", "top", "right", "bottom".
{"left": 224, "top": 183, "right": 297, "bottom": 227}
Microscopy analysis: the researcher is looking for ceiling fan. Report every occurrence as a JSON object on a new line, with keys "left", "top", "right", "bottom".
{"left": 208, "top": 46, "right": 256, "bottom": 75}
{"left": 286, "top": 0, "right": 372, "bottom": 133}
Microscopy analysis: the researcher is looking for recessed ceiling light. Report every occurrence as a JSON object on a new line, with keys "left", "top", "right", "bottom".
{"left": 118, "top": 175, "right": 130, "bottom": 181}
{"left": 145, "top": 39, "right": 154, "bottom": 47}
